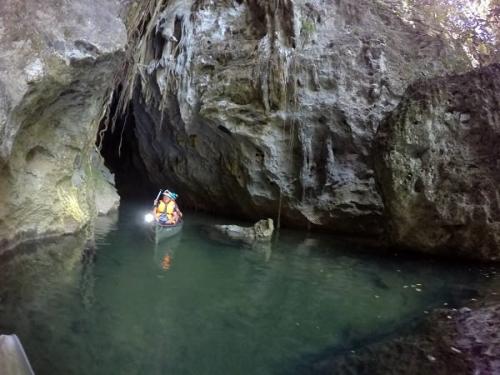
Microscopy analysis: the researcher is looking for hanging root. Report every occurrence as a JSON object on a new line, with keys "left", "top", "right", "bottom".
{"left": 114, "top": 0, "right": 171, "bottom": 117}
{"left": 96, "top": 0, "right": 171, "bottom": 156}
{"left": 96, "top": 90, "right": 115, "bottom": 153}
{"left": 118, "top": 110, "right": 130, "bottom": 159}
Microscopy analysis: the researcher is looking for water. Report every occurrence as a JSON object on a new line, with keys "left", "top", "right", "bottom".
{"left": 0, "top": 203, "right": 492, "bottom": 374}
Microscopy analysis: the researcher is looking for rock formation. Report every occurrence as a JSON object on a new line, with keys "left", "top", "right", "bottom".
{"left": 93, "top": 152, "right": 120, "bottom": 216}
{"left": 123, "top": 0, "right": 471, "bottom": 238}
{"left": 2, "top": 0, "right": 498, "bottom": 261}
{"left": 208, "top": 218, "right": 274, "bottom": 244}
{"left": 0, "top": 0, "right": 125, "bottom": 251}
{"left": 376, "top": 64, "right": 500, "bottom": 261}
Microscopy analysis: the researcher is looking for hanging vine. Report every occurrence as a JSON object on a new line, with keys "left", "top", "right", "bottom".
{"left": 96, "top": 0, "right": 171, "bottom": 156}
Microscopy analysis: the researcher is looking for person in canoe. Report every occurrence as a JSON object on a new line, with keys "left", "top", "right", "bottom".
{"left": 155, "top": 190, "right": 182, "bottom": 225}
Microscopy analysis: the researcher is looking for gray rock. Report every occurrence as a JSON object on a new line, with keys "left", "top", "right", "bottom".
{"left": 94, "top": 168, "right": 120, "bottom": 217}
{"left": 92, "top": 151, "right": 120, "bottom": 216}
{"left": 126, "top": 0, "right": 470, "bottom": 239}
{"left": 0, "top": 0, "right": 128, "bottom": 251}
{"left": 209, "top": 218, "right": 274, "bottom": 244}
{"left": 254, "top": 218, "right": 275, "bottom": 241}
{"left": 375, "top": 64, "right": 500, "bottom": 260}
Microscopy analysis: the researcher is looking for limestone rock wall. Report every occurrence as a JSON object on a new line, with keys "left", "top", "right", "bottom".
{"left": 375, "top": 64, "right": 500, "bottom": 261}
{"left": 129, "top": 0, "right": 470, "bottom": 236}
{"left": 0, "top": 0, "right": 125, "bottom": 251}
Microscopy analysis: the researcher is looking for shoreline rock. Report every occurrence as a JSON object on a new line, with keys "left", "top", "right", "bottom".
{"left": 309, "top": 293, "right": 500, "bottom": 375}
{"left": 207, "top": 218, "right": 274, "bottom": 245}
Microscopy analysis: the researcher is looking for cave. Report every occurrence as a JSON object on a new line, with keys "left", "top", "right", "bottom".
{"left": 98, "top": 93, "right": 156, "bottom": 202}
{"left": 2, "top": 1, "right": 500, "bottom": 374}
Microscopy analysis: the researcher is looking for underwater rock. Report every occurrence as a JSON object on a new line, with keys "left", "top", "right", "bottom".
{"left": 312, "top": 300, "right": 500, "bottom": 375}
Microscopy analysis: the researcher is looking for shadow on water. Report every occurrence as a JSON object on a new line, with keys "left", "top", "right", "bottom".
{"left": 0, "top": 202, "right": 494, "bottom": 375}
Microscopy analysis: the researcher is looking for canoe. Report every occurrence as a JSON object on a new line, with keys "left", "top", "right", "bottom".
{"left": 0, "top": 335, "right": 34, "bottom": 375}
{"left": 153, "top": 220, "right": 183, "bottom": 243}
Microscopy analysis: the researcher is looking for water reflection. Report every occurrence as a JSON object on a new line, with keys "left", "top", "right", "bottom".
{"left": 80, "top": 245, "right": 97, "bottom": 310}
{"left": 0, "top": 206, "right": 495, "bottom": 375}
{"left": 0, "top": 234, "right": 87, "bottom": 371}
{"left": 154, "top": 235, "right": 182, "bottom": 272}
{"left": 94, "top": 211, "right": 119, "bottom": 242}
{"left": 203, "top": 223, "right": 273, "bottom": 261}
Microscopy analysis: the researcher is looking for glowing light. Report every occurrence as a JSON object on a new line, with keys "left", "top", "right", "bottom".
{"left": 144, "top": 213, "right": 155, "bottom": 223}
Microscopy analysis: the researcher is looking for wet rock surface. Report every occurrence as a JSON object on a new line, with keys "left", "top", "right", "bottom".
{"left": 94, "top": 160, "right": 120, "bottom": 216}
{"left": 126, "top": 0, "right": 470, "bottom": 237}
{"left": 376, "top": 64, "right": 500, "bottom": 260}
{"left": 92, "top": 150, "right": 120, "bottom": 216}
{"left": 208, "top": 218, "right": 274, "bottom": 245}
{"left": 0, "top": 0, "right": 126, "bottom": 251}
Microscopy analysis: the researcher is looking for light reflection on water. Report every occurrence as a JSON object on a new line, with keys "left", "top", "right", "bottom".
{"left": 0, "top": 203, "right": 488, "bottom": 375}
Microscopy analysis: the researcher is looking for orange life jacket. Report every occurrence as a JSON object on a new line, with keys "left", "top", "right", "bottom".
{"left": 156, "top": 200, "right": 176, "bottom": 220}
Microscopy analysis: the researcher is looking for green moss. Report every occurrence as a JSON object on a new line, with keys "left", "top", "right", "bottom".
{"left": 301, "top": 19, "right": 316, "bottom": 41}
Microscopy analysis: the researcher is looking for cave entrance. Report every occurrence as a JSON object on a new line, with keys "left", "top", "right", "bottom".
{"left": 97, "top": 92, "right": 155, "bottom": 202}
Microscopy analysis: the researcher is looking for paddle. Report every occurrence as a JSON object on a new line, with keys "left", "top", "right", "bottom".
{"left": 153, "top": 190, "right": 163, "bottom": 207}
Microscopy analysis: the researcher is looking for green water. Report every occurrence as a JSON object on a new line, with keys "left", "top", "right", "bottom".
{"left": 0, "top": 203, "right": 488, "bottom": 374}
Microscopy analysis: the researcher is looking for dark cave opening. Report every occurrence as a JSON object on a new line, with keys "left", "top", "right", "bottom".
{"left": 96, "top": 87, "right": 207, "bottom": 215}
{"left": 97, "top": 93, "right": 156, "bottom": 202}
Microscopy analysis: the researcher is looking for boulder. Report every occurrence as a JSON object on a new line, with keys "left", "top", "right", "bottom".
{"left": 375, "top": 64, "right": 500, "bottom": 260}
{"left": 208, "top": 218, "right": 274, "bottom": 245}
{"left": 92, "top": 153, "right": 120, "bottom": 216}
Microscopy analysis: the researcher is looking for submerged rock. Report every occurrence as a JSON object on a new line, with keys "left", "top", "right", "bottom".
{"left": 375, "top": 64, "right": 500, "bottom": 260}
{"left": 313, "top": 300, "right": 500, "bottom": 375}
{"left": 208, "top": 218, "right": 274, "bottom": 245}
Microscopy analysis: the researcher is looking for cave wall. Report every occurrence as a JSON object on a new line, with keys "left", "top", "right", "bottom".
{"left": 2, "top": 0, "right": 497, "bottom": 259}
{"left": 0, "top": 0, "right": 125, "bottom": 251}
{"left": 129, "top": 0, "right": 471, "bottom": 236}
{"left": 376, "top": 64, "right": 500, "bottom": 261}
